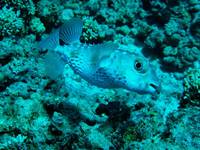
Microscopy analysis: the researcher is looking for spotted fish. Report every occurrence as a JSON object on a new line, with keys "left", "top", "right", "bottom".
{"left": 39, "top": 18, "right": 160, "bottom": 94}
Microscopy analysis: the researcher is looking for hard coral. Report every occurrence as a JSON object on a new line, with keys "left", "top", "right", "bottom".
{"left": 82, "top": 18, "right": 102, "bottom": 43}
{"left": 29, "top": 17, "right": 45, "bottom": 34}
{"left": 81, "top": 17, "right": 113, "bottom": 43}
{"left": 144, "top": 27, "right": 165, "bottom": 49}
{"left": 190, "top": 12, "right": 200, "bottom": 39}
{"left": 0, "top": 6, "right": 25, "bottom": 36}
{"left": 163, "top": 46, "right": 200, "bottom": 69}
{"left": 183, "top": 69, "right": 200, "bottom": 106}
{"left": 168, "top": 107, "right": 200, "bottom": 149}
{"left": 37, "top": 0, "right": 64, "bottom": 25}
{"left": 1, "top": 0, "right": 35, "bottom": 15}
{"left": 131, "top": 20, "right": 153, "bottom": 39}
{"left": 0, "top": 0, "right": 61, "bottom": 37}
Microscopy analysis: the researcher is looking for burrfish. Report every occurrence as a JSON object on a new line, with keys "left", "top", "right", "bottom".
{"left": 39, "top": 18, "right": 160, "bottom": 94}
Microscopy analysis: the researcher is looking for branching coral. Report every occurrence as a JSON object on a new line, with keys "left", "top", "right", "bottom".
{"left": 190, "top": 12, "right": 200, "bottom": 39}
{"left": 144, "top": 27, "right": 165, "bottom": 49}
{"left": 29, "top": 17, "right": 45, "bottom": 34}
{"left": 0, "top": 0, "right": 63, "bottom": 37}
{"left": 37, "top": 0, "right": 64, "bottom": 25}
{"left": 130, "top": 1, "right": 200, "bottom": 70}
{"left": 1, "top": 0, "right": 36, "bottom": 15}
{"left": 131, "top": 20, "right": 153, "bottom": 39}
{"left": 163, "top": 46, "right": 200, "bottom": 69}
{"left": 183, "top": 68, "right": 200, "bottom": 106}
{"left": 105, "top": 0, "right": 141, "bottom": 24}
{"left": 188, "top": 0, "right": 200, "bottom": 12}
{"left": 168, "top": 107, "right": 200, "bottom": 149}
{"left": 81, "top": 17, "right": 114, "bottom": 43}
{"left": 82, "top": 17, "right": 102, "bottom": 43}
{"left": 0, "top": 6, "right": 25, "bottom": 36}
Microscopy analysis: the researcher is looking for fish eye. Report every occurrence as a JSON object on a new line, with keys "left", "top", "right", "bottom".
{"left": 135, "top": 61, "right": 142, "bottom": 70}
{"left": 134, "top": 58, "right": 147, "bottom": 73}
{"left": 134, "top": 60, "right": 143, "bottom": 71}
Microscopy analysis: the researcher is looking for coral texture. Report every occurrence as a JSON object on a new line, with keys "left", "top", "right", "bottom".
{"left": 0, "top": 0, "right": 200, "bottom": 149}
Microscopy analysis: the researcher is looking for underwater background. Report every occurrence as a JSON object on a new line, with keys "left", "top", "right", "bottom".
{"left": 0, "top": 0, "right": 200, "bottom": 149}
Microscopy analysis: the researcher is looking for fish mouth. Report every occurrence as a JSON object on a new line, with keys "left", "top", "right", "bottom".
{"left": 149, "top": 83, "right": 160, "bottom": 93}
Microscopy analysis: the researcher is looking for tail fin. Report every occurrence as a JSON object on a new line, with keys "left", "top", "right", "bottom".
{"left": 59, "top": 18, "right": 83, "bottom": 44}
{"left": 39, "top": 18, "right": 83, "bottom": 79}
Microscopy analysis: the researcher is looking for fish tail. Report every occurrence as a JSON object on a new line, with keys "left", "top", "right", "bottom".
{"left": 39, "top": 18, "right": 83, "bottom": 80}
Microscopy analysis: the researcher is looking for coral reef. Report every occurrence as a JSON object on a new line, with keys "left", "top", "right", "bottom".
{"left": 140, "top": 0, "right": 200, "bottom": 70}
{"left": 81, "top": 17, "right": 114, "bottom": 43}
{"left": 0, "top": 6, "right": 25, "bottom": 36}
{"left": 183, "top": 68, "right": 200, "bottom": 106}
{"left": 0, "top": 0, "right": 200, "bottom": 149}
{"left": 29, "top": 17, "right": 45, "bottom": 35}
{"left": 168, "top": 107, "right": 200, "bottom": 149}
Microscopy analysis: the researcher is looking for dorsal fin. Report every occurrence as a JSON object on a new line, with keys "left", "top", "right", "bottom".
{"left": 59, "top": 18, "right": 83, "bottom": 44}
{"left": 39, "top": 29, "right": 59, "bottom": 50}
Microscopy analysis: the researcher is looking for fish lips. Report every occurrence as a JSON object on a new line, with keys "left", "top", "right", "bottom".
{"left": 148, "top": 82, "right": 161, "bottom": 94}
